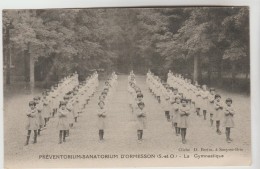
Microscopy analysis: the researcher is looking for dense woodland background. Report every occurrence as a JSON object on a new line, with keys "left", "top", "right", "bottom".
{"left": 3, "top": 7, "right": 249, "bottom": 92}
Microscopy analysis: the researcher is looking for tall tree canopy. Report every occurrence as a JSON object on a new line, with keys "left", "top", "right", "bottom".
{"left": 3, "top": 7, "right": 249, "bottom": 89}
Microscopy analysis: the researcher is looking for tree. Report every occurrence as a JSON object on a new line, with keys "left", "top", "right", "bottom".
{"left": 3, "top": 7, "right": 249, "bottom": 91}
{"left": 3, "top": 10, "right": 46, "bottom": 89}
{"left": 220, "top": 7, "right": 249, "bottom": 86}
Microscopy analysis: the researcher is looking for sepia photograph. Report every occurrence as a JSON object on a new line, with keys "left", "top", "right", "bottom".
{"left": 2, "top": 6, "right": 251, "bottom": 168}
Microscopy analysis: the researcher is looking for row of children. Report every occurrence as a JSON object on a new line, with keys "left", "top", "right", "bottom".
{"left": 128, "top": 71, "right": 147, "bottom": 143}
{"left": 57, "top": 71, "right": 99, "bottom": 144}
{"left": 167, "top": 70, "right": 235, "bottom": 143}
{"left": 146, "top": 71, "right": 190, "bottom": 144}
{"left": 97, "top": 72, "right": 118, "bottom": 142}
{"left": 25, "top": 71, "right": 99, "bottom": 145}
{"left": 146, "top": 70, "right": 235, "bottom": 143}
{"left": 25, "top": 73, "right": 79, "bottom": 146}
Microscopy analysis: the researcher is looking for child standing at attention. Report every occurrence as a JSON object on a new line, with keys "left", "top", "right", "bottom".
{"left": 163, "top": 86, "right": 172, "bottom": 122}
{"left": 34, "top": 97, "right": 44, "bottom": 136}
{"left": 97, "top": 101, "right": 107, "bottom": 142}
{"left": 136, "top": 102, "right": 147, "bottom": 143}
{"left": 200, "top": 85, "right": 209, "bottom": 120}
{"left": 57, "top": 101, "right": 70, "bottom": 144}
{"left": 42, "top": 95, "right": 51, "bottom": 128}
{"left": 208, "top": 88, "right": 216, "bottom": 127}
{"left": 73, "top": 98, "right": 80, "bottom": 123}
{"left": 179, "top": 99, "right": 191, "bottom": 144}
{"left": 63, "top": 95, "right": 73, "bottom": 137}
{"left": 134, "top": 93, "right": 144, "bottom": 115}
{"left": 195, "top": 85, "right": 202, "bottom": 116}
{"left": 25, "top": 101, "right": 39, "bottom": 146}
{"left": 214, "top": 94, "right": 223, "bottom": 135}
{"left": 171, "top": 96, "right": 181, "bottom": 136}
{"left": 170, "top": 88, "right": 180, "bottom": 103}
{"left": 224, "top": 98, "right": 235, "bottom": 143}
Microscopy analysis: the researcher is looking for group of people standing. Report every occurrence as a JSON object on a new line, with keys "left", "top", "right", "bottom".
{"left": 25, "top": 71, "right": 99, "bottom": 145}
{"left": 25, "top": 69, "right": 236, "bottom": 146}
{"left": 146, "top": 70, "right": 236, "bottom": 144}
{"left": 97, "top": 72, "right": 118, "bottom": 142}
{"left": 128, "top": 71, "right": 147, "bottom": 143}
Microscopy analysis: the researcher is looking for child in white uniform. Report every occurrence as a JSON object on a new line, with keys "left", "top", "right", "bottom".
{"left": 200, "top": 85, "right": 209, "bottom": 120}
{"left": 24, "top": 101, "right": 39, "bottom": 146}
{"left": 97, "top": 101, "right": 107, "bottom": 141}
{"left": 179, "top": 99, "right": 191, "bottom": 144}
{"left": 136, "top": 102, "right": 147, "bottom": 143}
{"left": 171, "top": 96, "right": 181, "bottom": 136}
{"left": 57, "top": 101, "right": 70, "bottom": 144}
{"left": 224, "top": 98, "right": 235, "bottom": 143}
{"left": 214, "top": 94, "right": 224, "bottom": 135}
{"left": 208, "top": 88, "right": 216, "bottom": 127}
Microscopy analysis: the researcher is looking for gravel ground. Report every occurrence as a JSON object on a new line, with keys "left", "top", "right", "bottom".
{"left": 4, "top": 75, "right": 251, "bottom": 168}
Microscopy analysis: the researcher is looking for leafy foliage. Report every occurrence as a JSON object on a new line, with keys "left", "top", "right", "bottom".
{"left": 3, "top": 7, "right": 249, "bottom": 83}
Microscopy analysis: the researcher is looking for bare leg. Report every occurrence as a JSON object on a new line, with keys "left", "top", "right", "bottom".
{"left": 33, "top": 130, "right": 37, "bottom": 144}
{"left": 59, "top": 130, "right": 62, "bottom": 144}
{"left": 24, "top": 130, "right": 31, "bottom": 146}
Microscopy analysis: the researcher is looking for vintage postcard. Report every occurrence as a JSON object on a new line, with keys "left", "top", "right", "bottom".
{"left": 3, "top": 7, "right": 251, "bottom": 168}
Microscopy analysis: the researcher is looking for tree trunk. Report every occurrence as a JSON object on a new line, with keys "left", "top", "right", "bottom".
{"left": 24, "top": 50, "right": 30, "bottom": 82}
{"left": 193, "top": 55, "right": 200, "bottom": 83}
{"left": 28, "top": 43, "right": 35, "bottom": 92}
{"left": 5, "top": 26, "right": 11, "bottom": 85}
{"left": 231, "top": 63, "right": 236, "bottom": 89}
{"left": 198, "top": 64, "right": 202, "bottom": 83}
{"left": 207, "top": 68, "right": 212, "bottom": 85}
